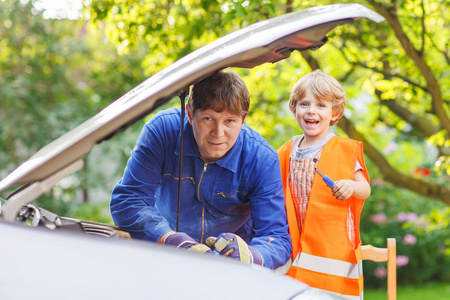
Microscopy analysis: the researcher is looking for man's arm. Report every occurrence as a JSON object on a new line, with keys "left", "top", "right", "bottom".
{"left": 247, "top": 155, "right": 292, "bottom": 270}
{"left": 110, "top": 118, "right": 173, "bottom": 242}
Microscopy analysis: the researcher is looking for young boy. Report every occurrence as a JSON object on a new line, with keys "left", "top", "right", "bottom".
{"left": 277, "top": 69, "right": 371, "bottom": 298}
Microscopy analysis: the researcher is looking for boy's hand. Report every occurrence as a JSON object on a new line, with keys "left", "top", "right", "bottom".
{"left": 332, "top": 180, "right": 354, "bottom": 201}
{"left": 332, "top": 171, "right": 371, "bottom": 200}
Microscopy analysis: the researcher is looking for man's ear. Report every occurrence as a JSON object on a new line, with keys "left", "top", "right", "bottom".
{"left": 242, "top": 112, "right": 248, "bottom": 123}
{"left": 186, "top": 104, "right": 193, "bottom": 125}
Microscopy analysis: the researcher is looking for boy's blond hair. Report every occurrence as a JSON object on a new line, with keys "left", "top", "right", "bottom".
{"left": 288, "top": 69, "right": 346, "bottom": 126}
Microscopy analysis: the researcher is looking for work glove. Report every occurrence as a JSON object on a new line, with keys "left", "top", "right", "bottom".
{"left": 206, "top": 233, "right": 264, "bottom": 266}
{"left": 164, "top": 232, "right": 212, "bottom": 253}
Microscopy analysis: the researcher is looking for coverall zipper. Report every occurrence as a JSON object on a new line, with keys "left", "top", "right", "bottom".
{"left": 198, "top": 161, "right": 208, "bottom": 243}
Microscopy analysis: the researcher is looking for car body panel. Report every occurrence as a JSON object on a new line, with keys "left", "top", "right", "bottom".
{"left": 0, "top": 221, "right": 332, "bottom": 300}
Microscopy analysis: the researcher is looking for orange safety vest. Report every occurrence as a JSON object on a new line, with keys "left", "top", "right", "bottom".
{"left": 277, "top": 136, "right": 369, "bottom": 299}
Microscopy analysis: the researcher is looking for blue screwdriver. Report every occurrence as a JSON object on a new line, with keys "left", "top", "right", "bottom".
{"left": 313, "top": 158, "right": 336, "bottom": 189}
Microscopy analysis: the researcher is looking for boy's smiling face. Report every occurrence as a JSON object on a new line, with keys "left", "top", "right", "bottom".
{"left": 295, "top": 87, "right": 339, "bottom": 146}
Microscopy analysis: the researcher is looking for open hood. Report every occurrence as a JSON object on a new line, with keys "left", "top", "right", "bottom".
{"left": 0, "top": 3, "right": 383, "bottom": 194}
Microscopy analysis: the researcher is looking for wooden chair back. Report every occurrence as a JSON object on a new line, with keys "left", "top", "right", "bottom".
{"left": 361, "top": 238, "right": 397, "bottom": 300}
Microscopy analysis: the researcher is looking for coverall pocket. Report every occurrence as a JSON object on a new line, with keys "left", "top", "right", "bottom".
{"left": 205, "top": 182, "right": 250, "bottom": 218}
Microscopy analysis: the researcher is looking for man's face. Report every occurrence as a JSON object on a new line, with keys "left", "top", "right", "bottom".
{"left": 187, "top": 106, "right": 245, "bottom": 163}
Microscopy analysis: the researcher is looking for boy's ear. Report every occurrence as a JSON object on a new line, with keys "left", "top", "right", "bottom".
{"left": 331, "top": 111, "right": 342, "bottom": 122}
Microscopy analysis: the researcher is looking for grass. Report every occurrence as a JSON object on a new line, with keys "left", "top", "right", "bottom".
{"left": 365, "top": 282, "right": 450, "bottom": 300}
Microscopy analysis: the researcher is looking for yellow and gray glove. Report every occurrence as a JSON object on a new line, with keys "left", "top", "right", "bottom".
{"left": 164, "top": 232, "right": 212, "bottom": 253}
{"left": 206, "top": 233, "right": 264, "bottom": 266}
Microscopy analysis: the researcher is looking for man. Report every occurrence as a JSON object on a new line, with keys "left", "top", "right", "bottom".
{"left": 111, "top": 70, "right": 291, "bottom": 270}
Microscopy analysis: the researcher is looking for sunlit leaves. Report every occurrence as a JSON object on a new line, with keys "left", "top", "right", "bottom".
{"left": 0, "top": 0, "right": 148, "bottom": 199}
{"left": 2, "top": 0, "right": 449, "bottom": 203}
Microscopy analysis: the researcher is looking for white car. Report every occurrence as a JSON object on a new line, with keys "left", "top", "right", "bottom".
{"left": 0, "top": 4, "right": 383, "bottom": 299}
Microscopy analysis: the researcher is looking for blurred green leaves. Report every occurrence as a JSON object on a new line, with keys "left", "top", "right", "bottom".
{"left": 361, "top": 184, "right": 449, "bottom": 287}
{"left": 0, "top": 0, "right": 448, "bottom": 286}
{"left": 1, "top": 0, "right": 449, "bottom": 229}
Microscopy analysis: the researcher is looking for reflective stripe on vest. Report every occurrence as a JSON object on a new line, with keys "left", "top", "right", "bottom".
{"left": 293, "top": 252, "right": 363, "bottom": 279}
{"left": 310, "top": 287, "right": 363, "bottom": 300}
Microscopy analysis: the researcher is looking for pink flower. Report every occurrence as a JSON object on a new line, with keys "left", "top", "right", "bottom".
{"left": 397, "top": 212, "right": 408, "bottom": 222}
{"left": 396, "top": 255, "right": 409, "bottom": 267}
{"left": 406, "top": 212, "right": 417, "bottom": 222}
{"left": 374, "top": 266, "right": 387, "bottom": 278}
{"left": 403, "top": 234, "right": 417, "bottom": 245}
{"left": 412, "top": 214, "right": 429, "bottom": 230}
{"left": 397, "top": 212, "right": 418, "bottom": 223}
{"left": 370, "top": 213, "right": 387, "bottom": 224}
{"left": 383, "top": 142, "right": 398, "bottom": 155}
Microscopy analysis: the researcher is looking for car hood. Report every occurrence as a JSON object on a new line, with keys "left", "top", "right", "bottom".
{"left": 0, "top": 4, "right": 383, "bottom": 194}
{"left": 1, "top": 221, "right": 336, "bottom": 300}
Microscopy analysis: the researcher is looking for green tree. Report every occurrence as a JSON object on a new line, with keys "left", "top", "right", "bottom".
{"left": 0, "top": 0, "right": 148, "bottom": 205}
{"left": 84, "top": 0, "right": 450, "bottom": 204}
{"left": 0, "top": 0, "right": 88, "bottom": 169}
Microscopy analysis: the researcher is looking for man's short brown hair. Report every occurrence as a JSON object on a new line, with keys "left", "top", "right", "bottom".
{"left": 188, "top": 69, "right": 249, "bottom": 118}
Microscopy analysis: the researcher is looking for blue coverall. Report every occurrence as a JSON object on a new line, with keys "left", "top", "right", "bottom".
{"left": 111, "top": 107, "right": 291, "bottom": 269}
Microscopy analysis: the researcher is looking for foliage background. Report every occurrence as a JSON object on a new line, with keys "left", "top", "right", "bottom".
{"left": 0, "top": 0, "right": 449, "bottom": 290}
